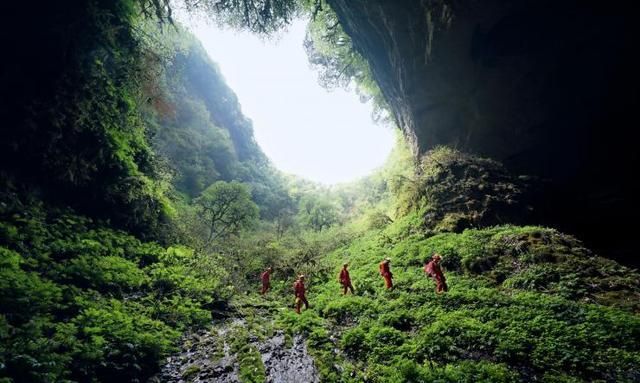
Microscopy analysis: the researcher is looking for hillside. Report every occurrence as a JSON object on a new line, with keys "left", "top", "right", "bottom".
{"left": 156, "top": 148, "right": 640, "bottom": 383}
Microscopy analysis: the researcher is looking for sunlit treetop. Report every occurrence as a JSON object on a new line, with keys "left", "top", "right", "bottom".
{"left": 142, "top": 0, "right": 304, "bottom": 34}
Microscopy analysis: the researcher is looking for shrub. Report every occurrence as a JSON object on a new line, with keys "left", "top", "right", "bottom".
{"left": 340, "top": 326, "right": 368, "bottom": 357}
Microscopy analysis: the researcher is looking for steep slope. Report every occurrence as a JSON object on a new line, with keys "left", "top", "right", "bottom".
{"left": 303, "top": 221, "right": 640, "bottom": 382}
{"left": 0, "top": 0, "right": 173, "bottom": 239}
{"left": 299, "top": 150, "right": 639, "bottom": 382}
{"left": 155, "top": 148, "right": 640, "bottom": 383}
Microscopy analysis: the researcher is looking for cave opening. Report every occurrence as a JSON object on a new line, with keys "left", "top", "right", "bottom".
{"left": 178, "top": 14, "right": 396, "bottom": 185}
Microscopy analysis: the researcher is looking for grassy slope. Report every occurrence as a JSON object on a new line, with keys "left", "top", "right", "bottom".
{"left": 211, "top": 147, "right": 640, "bottom": 383}
{"left": 265, "top": 210, "right": 640, "bottom": 383}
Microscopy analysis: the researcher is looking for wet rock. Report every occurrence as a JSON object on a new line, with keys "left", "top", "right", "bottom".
{"left": 151, "top": 323, "right": 239, "bottom": 383}
{"left": 151, "top": 320, "right": 319, "bottom": 383}
{"left": 261, "top": 332, "right": 320, "bottom": 383}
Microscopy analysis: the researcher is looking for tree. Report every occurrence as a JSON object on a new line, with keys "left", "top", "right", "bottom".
{"left": 303, "top": 0, "right": 391, "bottom": 122}
{"left": 181, "top": 0, "right": 300, "bottom": 34}
{"left": 193, "top": 181, "right": 259, "bottom": 249}
{"left": 366, "top": 209, "right": 393, "bottom": 230}
{"left": 298, "top": 195, "right": 338, "bottom": 232}
{"left": 275, "top": 206, "right": 296, "bottom": 239}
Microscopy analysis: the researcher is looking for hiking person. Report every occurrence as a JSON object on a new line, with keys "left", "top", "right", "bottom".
{"left": 293, "top": 275, "right": 309, "bottom": 314}
{"left": 260, "top": 267, "right": 272, "bottom": 295}
{"left": 424, "top": 253, "right": 448, "bottom": 293}
{"left": 379, "top": 258, "right": 393, "bottom": 289}
{"left": 339, "top": 263, "right": 354, "bottom": 295}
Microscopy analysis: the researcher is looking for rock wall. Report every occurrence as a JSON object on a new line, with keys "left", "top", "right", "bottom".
{"left": 327, "top": 0, "right": 640, "bottom": 265}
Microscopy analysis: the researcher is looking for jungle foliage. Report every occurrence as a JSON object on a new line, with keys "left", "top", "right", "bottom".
{"left": 190, "top": 145, "right": 639, "bottom": 383}
{"left": 231, "top": 149, "right": 640, "bottom": 383}
{"left": 0, "top": 0, "right": 176, "bottom": 239}
{"left": 283, "top": 214, "right": 640, "bottom": 382}
{"left": 303, "top": 0, "right": 390, "bottom": 122}
{"left": 0, "top": 1, "right": 297, "bottom": 381}
{"left": 1, "top": 0, "right": 639, "bottom": 382}
{"left": 0, "top": 193, "right": 230, "bottom": 382}
{"left": 144, "top": 25, "right": 293, "bottom": 220}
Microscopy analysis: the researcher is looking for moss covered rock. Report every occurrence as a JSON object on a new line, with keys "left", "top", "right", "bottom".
{"left": 418, "top": 147, "right": 531, "bottom": 233}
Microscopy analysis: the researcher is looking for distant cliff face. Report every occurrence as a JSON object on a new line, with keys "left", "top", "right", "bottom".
{"left": 149, "top": 31, "right": 290, "bottom": 219}
{"left": 327, "top": 0, "right": 640, "bottom": 264}
{"left": 152, "top": 36, "right": 267, "bottom": 197}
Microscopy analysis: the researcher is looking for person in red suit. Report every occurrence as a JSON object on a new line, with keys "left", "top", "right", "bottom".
{"left": 293, "top": 275, "right": 309, "bottom": 314}
{"left": 339, "top": 263, "right": 354, "bottom": 295}
{"left": 260, "top": 267, "right": 273, "bottom": 295}
{"left": 379, "top": 258, "right": 393, "bottom": 289}
{"left": 424, "top": 253, "right": 448, "bottom": 293}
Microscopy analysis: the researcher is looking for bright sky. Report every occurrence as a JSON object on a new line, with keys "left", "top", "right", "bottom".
{"left": 179, "top": 17, "right": 395, "bottom": 184}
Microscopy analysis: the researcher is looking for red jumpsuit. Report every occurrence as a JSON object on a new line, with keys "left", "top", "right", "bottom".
{"left": 379, "top": 261, "right": 393, "bottom": 289}
{"left": 260, "top": 270, "right": 271, "bottom": 295}
{"left": 293, "top": 279, "right": 309, "bottom": 314}
{"left": 425, "top": 261, "right": 448, "bottom": 293}
{"left": 339, "top": 268, "right": 354, "bottom": 295}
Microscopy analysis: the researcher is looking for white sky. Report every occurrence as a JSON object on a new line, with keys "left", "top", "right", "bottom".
{"left": 178, "top": 17, "right": 395, "bottom": 184}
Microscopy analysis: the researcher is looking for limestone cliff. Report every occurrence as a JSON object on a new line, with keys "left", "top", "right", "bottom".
{"left": 327, "top": 0, "right": 640, "bottom": 264}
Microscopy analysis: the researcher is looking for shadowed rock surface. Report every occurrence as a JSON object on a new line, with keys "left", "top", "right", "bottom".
{"left": 152, "top": 320, "right": 319, "bottom": 383}
{"left": 418, "top": 148, "right": 532, "bottom": 233}
{"left": 260, "top": 332, "right": 320, "bottom": 383}
{"left": 151, "top": 320, "right": 243, "bottom": 383}
{"left": 326, "top": 0, "right": 640, "bottom": 265}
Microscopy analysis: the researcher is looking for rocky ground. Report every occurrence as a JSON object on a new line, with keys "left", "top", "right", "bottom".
{"left": 151, "top": 316, "right": 319, "bottom": 383}
{"left": 260, "top": 332, "right": 319, "bottom": 383}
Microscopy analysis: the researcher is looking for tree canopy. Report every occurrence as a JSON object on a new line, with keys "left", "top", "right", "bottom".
{"left": 178, "top": 0, "right": 300, "bottom": 34}
{"left": 194, "top": 181, "right": 259, "bottom": 247}
{"left": 303, "top": 0, "right": 390, "bottom": 122}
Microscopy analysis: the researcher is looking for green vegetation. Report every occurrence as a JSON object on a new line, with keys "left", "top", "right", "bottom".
{"left": 190, "top": 181, "right": 259, "bottom": 251}
{"left": 181, "top": 0, "right": 300, "bottom": 34}
{"left": 143, "top": 22, "right": 294, "bottom": 224}
{"left": 297, "top": 213, "right": 640, "bottom": 382}
{"left": 303, "top": 0, "right": 389, "bottom": 121}
{"left": 1, "top": 0, "right": 639, "bottom": 382}
{"left": 0, "top": 195, "right": 229, "bottom": 382}
{"left": 289, "top": 148, "right": 638, "bottom": 382}
{"left": 158, "top": 142, "right": 640, "bottom": 382}
{"left": 1, "top": 0, "right": 179, "bottom": 239}
{"left": 0, "top": 1, "right": 295, "bottom": 380}
{"left": 196, "top": 146, "right": 639, "bottom": 383}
